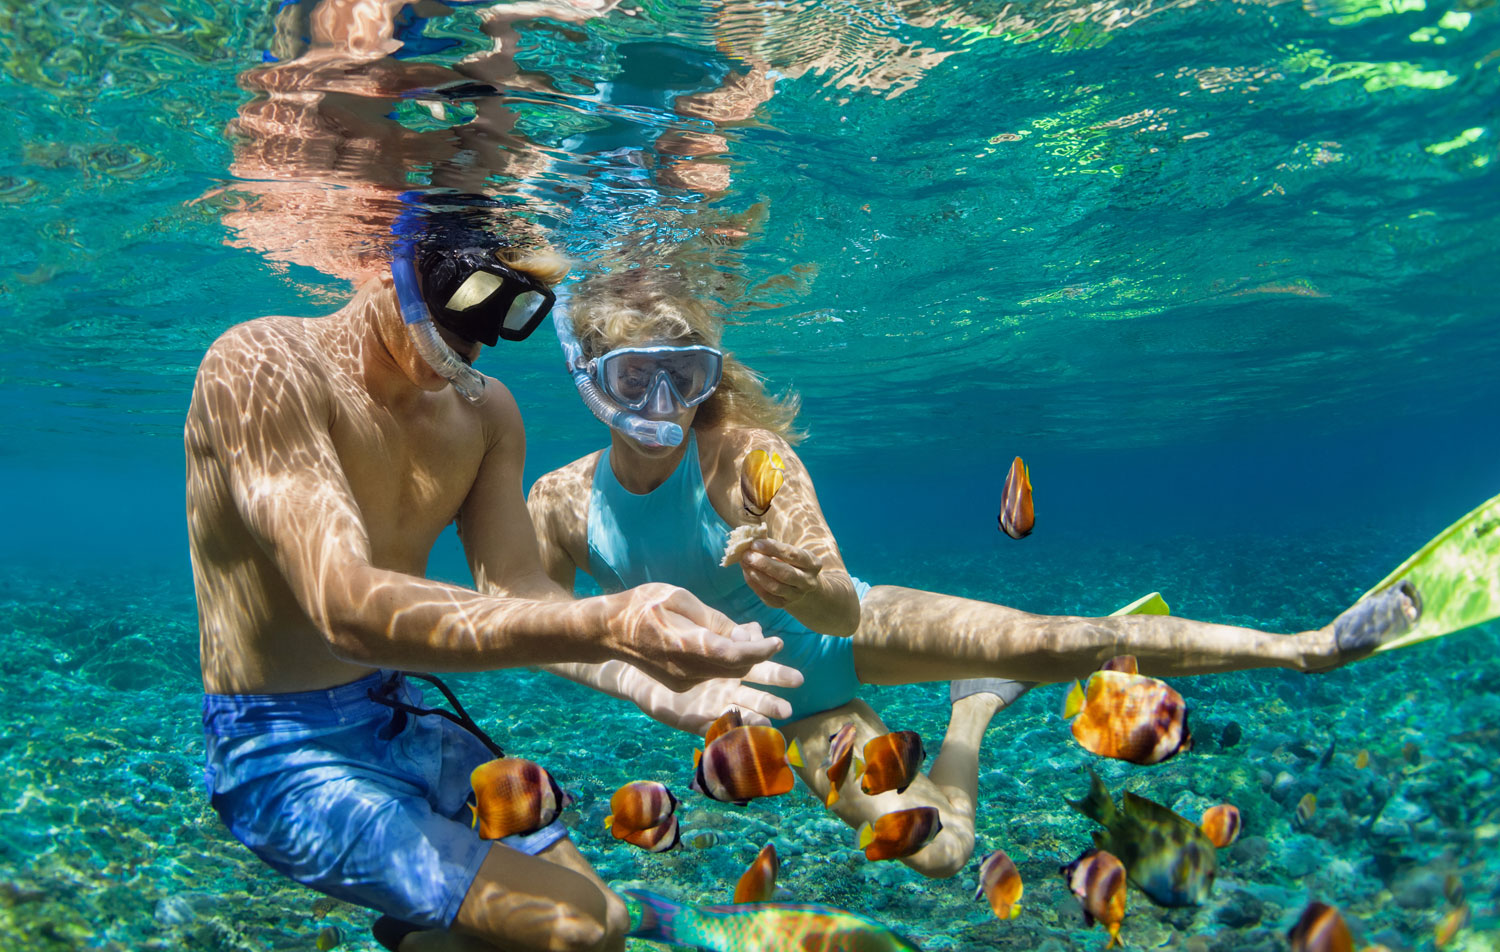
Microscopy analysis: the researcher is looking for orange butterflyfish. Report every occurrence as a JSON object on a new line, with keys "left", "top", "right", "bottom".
{"left": 998, "top": 456, "right": 1034, "bottom": 539}
{"left": 1062, "top": 669, "right": 1192, "bottom": 765}
{"left": 705, "top": 708, "right": 745, "bottom": 746}
{"left": 1099, "top": 655, "right": 1139, "bottom": 675}
{"left": 859, "top": 730, "right": 926, "bottom": 796}
{"left": 1200, "top": 804, "right": 1242, "bottom": 848}
{"left": 822, "top": 723, "right": 860, "bottom": 807}
{"left": 1296, "top": 793, "right": 1317, "bottom": 828}
{"left": 1286, "top": 901, "right": 1353, "bottom": 952}
{"left": 469, "top": 757, "right": 567, "bottom": 840}
{"left": 620, "top": 815, "right": 681, "bottom": 853}
{"left": 605, "top": 780, "right": 678, "bottom": 838}
{"left": 857, "top": 807, "right": 942, "bottom": 861}
{"left": 733, "top": 843, "right": 781, "bottom": 903}
{"left": 691, "top": 725, "right": 801, "bottom": 805}
{"left": 1060, "top": 848, "right": 1127, "bottom": 948}
{"left": 975, "top": 848, "right": 1023, "bottom": 920}
{"left": 741, "top": 448, "right": 786, "bottom": 518}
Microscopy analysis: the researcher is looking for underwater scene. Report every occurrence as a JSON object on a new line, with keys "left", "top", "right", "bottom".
{"left": 1, "top": 0, "right": 1498, "bottom": 949}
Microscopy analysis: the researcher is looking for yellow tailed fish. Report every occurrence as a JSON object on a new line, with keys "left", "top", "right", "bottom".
{"left": 975, "top": 848, "right": 1023, "bottom": 920}
{"left": 741, "top": 448, "right": 786, "bottom": 518}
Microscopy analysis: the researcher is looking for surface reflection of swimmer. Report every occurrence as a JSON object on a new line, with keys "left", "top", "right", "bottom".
{"left": 526, "top": 266, "right": 1422, "bottom": 879}
{"left": 218, "top": 0, "right": 581, "bottom": 287}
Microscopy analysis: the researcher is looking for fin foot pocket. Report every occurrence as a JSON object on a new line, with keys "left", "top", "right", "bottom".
{"left": 1334, "top": 579, "right": 1422, "bottom": 656}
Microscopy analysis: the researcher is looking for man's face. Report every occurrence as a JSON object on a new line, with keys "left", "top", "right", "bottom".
{"left": 435, "top": 323, "right": 481, "bottom": 367}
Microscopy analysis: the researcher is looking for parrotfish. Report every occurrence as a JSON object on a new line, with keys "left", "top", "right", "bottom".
{"left": 1435, "top": 903, "right": 1470, "bottom": 948}
{"left": 741, "top": 448, "right": 786, "bottom": 518}
{"left": 1287, "top": 901, "right": 1353, "bottom": 952}
{"left": 1063, "top": 665, "right": 1193, "bottom": 765}
{"left": 605, "top": 780, "right": 678, "bottom": 839}
{"left": 822, "top": 723, "right": 861, "bottom": 807}
{"left": 733, "top": 843, "right": 780, "bottom": 903}
{"left": 1060, "top": 848, "right": 1127, "bottom": 948}
{"left": 860, "top": 730, "right": 926, "bottom": 796}
{"left": 621, "top": 815, "right": 681, "bottom": 853}
{"left": 691, "top": 725, "right": 801, "bottom": 805}
{"left": 998, "top": 456, "right": 1034, "bottom": 539}
{"left": 469, "top": 757, "right": 567, "bottom": 840}
{"left": 625, "top": 889, "right": 922, "bottom": 952}
{"left": 1200, "top": 804, "right": 1242, "bottom": 848}
{"left": 975, "top": 848, "right": 1023, "bottom": 920}
{"left": 857, "top": 806, "right": 943, "bottom": 861}
{"left": 1067, "top": 768, "right": 1217, "bottom": 907}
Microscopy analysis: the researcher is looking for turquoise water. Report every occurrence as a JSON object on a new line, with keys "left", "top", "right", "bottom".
{"left": 2, "top": 0, "right": 1498, "bottom": 948}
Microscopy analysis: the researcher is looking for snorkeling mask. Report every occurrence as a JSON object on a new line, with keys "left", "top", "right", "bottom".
{"left": 415, "top": 247, "right": 556, "bottom": 346}
{"left": 590, "top": 345, "right": 723, "bottom": 412}
{"left": 554, "top": 289, "right": 714, "bottom": 448}
{"left": 390, "top": 211, "right": 556, "bottom": 404}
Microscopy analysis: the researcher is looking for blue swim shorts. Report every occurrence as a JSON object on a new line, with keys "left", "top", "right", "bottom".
{"left": 202, "top": 670, "right": 567, "bottom": 929}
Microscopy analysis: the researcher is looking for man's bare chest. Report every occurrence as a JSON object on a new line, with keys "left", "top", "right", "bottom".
{"left": 333, "top": 408, "right": 484, "bottom": 561}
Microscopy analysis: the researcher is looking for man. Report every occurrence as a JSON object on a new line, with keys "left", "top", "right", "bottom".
{"left": 185, "top": 222, "right": 801, "bottom": 952}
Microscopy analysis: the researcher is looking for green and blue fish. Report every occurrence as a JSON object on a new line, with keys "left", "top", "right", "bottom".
{"left": 625, "top": 889, "right": 921, "bottom": 951}
{"left": 1067, "top": 768, "right": 1217, "bottom": 907}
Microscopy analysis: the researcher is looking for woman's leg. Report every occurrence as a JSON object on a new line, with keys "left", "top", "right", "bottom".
{"left": 852, "top": 583, "right": 1418, "bottom": 686}
{"left": 785, "top": 700, "right": 979, "bottom": 880}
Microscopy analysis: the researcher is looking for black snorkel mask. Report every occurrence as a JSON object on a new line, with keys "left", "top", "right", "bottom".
{"left": 415, "top": 246, "right": 557, "bottom": 346}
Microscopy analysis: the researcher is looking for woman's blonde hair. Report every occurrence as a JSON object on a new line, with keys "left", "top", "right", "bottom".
{"left": 570, "top": 268, "right": 803, "bottom": 441}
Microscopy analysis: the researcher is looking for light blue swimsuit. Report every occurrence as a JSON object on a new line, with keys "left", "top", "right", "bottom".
{"left": 587, "top": 431, "right": 867, "bottom": 724}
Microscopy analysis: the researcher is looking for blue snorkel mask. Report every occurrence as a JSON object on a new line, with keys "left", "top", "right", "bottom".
{"left": 553, "top": 290, "right": 723, "bottom": 449}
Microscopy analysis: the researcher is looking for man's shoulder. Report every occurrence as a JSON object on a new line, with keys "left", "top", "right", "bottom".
{"left": 200, "top": 316, "right": 317, "bottom": 379}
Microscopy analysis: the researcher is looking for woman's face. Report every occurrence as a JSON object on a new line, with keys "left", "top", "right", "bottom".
{"left": 603, "top": 336, "right": 712, "bottom": 450}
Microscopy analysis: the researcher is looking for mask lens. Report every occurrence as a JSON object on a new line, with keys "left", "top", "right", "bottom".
{"left": 504, "top": 290, "right": 547, "bottom": 333}
{"left": 445, "top": 270, "right": 504, "bottom": 312}
{"left": 598, "top": 347, "right": 722, "bottom": 410}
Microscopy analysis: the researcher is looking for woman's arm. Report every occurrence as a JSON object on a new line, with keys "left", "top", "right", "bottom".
{"left": 719, "top": 429, "right": 861, "bottom": 636}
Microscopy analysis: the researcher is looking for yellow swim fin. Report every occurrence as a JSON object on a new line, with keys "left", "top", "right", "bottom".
{"left": 469, "top": 803, "right": 478, "bottom": 829}
{"left": 1110, "top": 592, "right": 1170, "bottom": 616}
{"left": 1062, "top": 680, "right": 1085, "bottom": 719}
{"left": 856, "top": 822, "right": 875, "bottom": 849}
{"left": 1361, "top": 491, "right": 1500, "bottom": 652}
{"left": 604, "top": 814, "right": 614, "bottom": 830}
{"left": 785, "top": 739, "right": 803, "bottom": 768}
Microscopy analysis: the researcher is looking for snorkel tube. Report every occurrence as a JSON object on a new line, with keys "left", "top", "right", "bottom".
{"left": 391, "top": 209, "right": 487, "bottom": 404}
{"left": 553, "top": 286, "right": 684, "bottom": 448}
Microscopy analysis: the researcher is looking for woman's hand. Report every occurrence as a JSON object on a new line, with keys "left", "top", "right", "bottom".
{"left": 740, "top": 538, "right": 824, "bottom": 609}
{"left": 638, "top": 674, "right": 794, "bottom": 735}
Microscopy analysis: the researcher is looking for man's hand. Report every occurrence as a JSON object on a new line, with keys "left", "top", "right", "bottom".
{"left": 602, "top": 583, "right": 804, "bottom": 693}
{"left": 740, "top": 538, "right": 824, "bottom": 609}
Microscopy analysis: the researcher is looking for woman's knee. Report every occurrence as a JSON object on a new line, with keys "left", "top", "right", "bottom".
{"left": 902, "top": 826, "right": 975, "bottom": 880}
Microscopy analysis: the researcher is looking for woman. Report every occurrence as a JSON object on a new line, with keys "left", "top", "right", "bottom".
{"left": 526, "top": 268, "right": 1418, "bottom": 879}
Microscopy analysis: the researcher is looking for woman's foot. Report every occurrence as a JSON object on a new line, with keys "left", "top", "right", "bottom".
{"left": 1332, "top": 579, "right": 1422, "bottom": 657}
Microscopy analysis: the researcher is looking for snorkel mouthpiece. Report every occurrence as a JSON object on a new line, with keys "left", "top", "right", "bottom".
{"left": 393, "top": 245, "right": 487, "bottom": 404}
{"left": 553, "top": 287, "right": 684, "bottom": 448}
